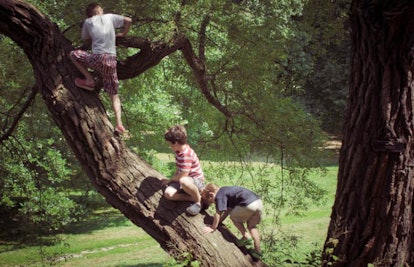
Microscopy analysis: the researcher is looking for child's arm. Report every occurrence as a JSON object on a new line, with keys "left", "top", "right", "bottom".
{"left": 220, "top": 210, "right": 230, "bottom": 222}
{"left": 202, "top": 211, "right": 226, "bottom": 234}
{"left": 161, "top": 169, "right": 189, "bottom": 186}
{"left": 170, "top": 170, "right": 189, "bottom": 182}
{"left": 117, "top": 17, "right": 132, "bottom": 37}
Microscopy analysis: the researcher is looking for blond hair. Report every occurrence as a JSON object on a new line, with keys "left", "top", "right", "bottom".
{"left": 202, "top": 183, "right": 219, "bottom": 197}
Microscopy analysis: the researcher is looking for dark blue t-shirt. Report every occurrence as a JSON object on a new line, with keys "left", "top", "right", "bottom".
{"left": 215, "top": 186, "right": 260, "bottom": 212}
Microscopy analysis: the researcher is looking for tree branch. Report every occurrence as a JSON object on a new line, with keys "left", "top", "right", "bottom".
{"left": 116, "top": 35, "right": 234, "bottom": 118}
{"left": 0, "top": 85, "right": 38, "bottom": 144}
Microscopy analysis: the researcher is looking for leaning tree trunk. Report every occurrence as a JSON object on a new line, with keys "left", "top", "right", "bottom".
{"left": 323, "top": 2, "right": 414, "bottom": 266}
{"left": 0, "top": 1, "right": 265, "bottom": 266}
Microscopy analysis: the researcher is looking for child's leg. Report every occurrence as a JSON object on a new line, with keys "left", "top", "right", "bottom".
{"left": 246, "top": 200, "right": 263, "bottom": 252}
{"left": 110, "top": 93, "right": 124, "bottom": 132}
{"left": 69, "top": 50, "right": 95, "bottom": 84}
{"left": 164, "top": 178, "right": 202, "bottom": 216}
{"left": 164, "top": 182, "right": 193, "bottom": 201}
{"left": 230, "top": 206, "right": 251, "bottom": 240}
{"left": 233, "top": 220, "right": 249, "bottom": 239}
{"left": 247, "top": 218, "right": 261, "bottom": 252}
{"left": 180, "top": 177, "right": 201, "bottom": 203}
{"left": 102, "top": 56, "right": 125, "bottom": 132}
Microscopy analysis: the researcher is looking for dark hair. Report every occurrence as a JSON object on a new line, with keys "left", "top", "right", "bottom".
{"left": 85, "top": 3, "right": 100, "bottom": 18}
{"left": 164, "top": 125, "right": 188, "bottom": 145}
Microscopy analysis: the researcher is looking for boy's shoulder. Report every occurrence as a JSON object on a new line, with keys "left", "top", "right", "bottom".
{"left": 218, "top": 186, "right": 240, "bottom": 194}
{"left": 85, "top": 13, "right": 122, "bottom": 22}
{"left": 219, "top": 186, "right": 254, "bottom": 195}
{"left": 180, "top": 145, "right": 196, "bottom": 155}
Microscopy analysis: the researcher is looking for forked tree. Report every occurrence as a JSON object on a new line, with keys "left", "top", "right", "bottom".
{"left": 0, "top": 0, "right": 266, "bottom": 266}
{"left": 323, "top": 1, "right": 414, "bottom": 266}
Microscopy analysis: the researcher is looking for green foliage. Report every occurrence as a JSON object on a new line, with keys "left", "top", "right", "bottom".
{"left": 0, "top": 36, "right": 34, "bottom": 95}
{"left": 164, "top": 240, "right": 201, "bottom": 267}
{"left": 261, "top": 231, "right": 302, "bottom": 266}
{"left": 0, "top": 33, "right": 81, "bottom": 236}
{"left": 0, "top": 130, "right": 81, "bottom": 236}
{"left": 323, "top": 238, "right": 340, "bottom": 266}
{"left": 303, "top": 247, "right": 323, "bottom": 267}
{"left": 260, "top": 229, "right": 322, "bottom": 267}
{"left": 163, "top": 252, "right": 201, "bottom": 267}
{"left": 204, "top": 161, "right": 328, "bottom": 221}
{"left": 118, "top": 64, "right": 187, "bottom": 152}
{"left": 139, "top": 149, "right": 176, "bottom": 177}
{"left": 29, "top": 0, "right": 334, "bottom": 168}
{"left": 298, "top": 0, "right": 350, "bottom": 133}
{"left": 0, "top": 35, "right": 91, "bottom": 239}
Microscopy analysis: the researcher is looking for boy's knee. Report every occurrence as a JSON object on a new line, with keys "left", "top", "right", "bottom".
{"left": 69, "top": 50, "right": 83, "bottom": 61}
{"left": 164, "top": 190, "right": 174, "bottom": 199}
{"left": 247, "top": 219, "right": 260, "bottom": 230}
{"left": 163, "top": 187, "right": 175, "bottom": 199}
{"left": 180, "top": 177, "right": 198, "bottom": 191}
{"left": 247, "top": 224, "right": 258, "bottom": 231}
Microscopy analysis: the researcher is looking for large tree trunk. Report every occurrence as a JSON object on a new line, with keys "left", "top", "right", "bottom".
{"left": 0, "top": 1, "right": 265, "bottom": 266}
{"left": 323, "top": 1, "right": 414, "bottom": 266}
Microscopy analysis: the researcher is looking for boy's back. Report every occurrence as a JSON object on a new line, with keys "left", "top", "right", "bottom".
{"left": 215, "top": 186, "right": 260, "bottom": 211}
{"left": 175, "top": 145, "right": 204, "bottom": 181}
{"left": 82, "top": 13, "right": 125, "bottom": 55}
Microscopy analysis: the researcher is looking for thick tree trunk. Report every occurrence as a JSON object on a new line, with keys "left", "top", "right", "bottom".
{"left": 0, "top": 1, "right": 265, "bottom": 266}
{"left": 323, "top": 2, "right": 414, "bottom": 266}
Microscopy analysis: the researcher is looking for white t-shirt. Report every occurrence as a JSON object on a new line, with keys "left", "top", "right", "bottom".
{"left": 81, "top": 13, "right": 125, "bottom": 55}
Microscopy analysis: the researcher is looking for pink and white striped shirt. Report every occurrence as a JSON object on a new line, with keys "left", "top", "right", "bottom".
{"left": 175, "top": 145, "right": 204, "bottom": 181}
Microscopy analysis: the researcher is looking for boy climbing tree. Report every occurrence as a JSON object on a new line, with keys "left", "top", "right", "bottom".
{"left": 70, "top": 2, "right": 132, "bottom": 134}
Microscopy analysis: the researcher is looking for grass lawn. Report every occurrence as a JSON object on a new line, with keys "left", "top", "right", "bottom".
{"left": 0, "top": 164, "right": 338, "bottom": 267}
{"left": 0, "top": 212, "right": 170, "bottom": 267}
{"left": 278, "top": 166, "right": 337, "bottom": 262}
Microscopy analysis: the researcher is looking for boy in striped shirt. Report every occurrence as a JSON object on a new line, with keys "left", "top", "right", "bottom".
{"left": 162, "top": 125, "right": 205, "bottom": 216}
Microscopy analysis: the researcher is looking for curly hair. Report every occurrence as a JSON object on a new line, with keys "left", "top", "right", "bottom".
{"left": 164, "top": 125, "right": 188, "bottom": 145}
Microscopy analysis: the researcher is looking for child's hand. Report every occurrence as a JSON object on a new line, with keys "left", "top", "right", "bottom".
{"left": 202, "top": 225, "right": 215, "bottom": 234}
{"left": 161, "top": 179, "right": 170, "bottom": 186}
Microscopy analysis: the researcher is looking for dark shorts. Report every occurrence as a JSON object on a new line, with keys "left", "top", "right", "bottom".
{"left": 70, "top": 50, "right": 119, "bottom": 95}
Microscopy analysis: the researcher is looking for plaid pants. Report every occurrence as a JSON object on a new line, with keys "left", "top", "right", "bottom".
{"left": 70, "top": 50, "right": 119, "bottom": 95}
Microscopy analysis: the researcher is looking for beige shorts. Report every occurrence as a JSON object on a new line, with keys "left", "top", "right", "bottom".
{"left": 230, "top": 199, "right": 263, "bottom": 226}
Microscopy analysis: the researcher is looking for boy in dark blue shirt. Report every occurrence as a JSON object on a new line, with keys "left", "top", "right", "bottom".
{"left": 201, "top": 183, "right": 263, "bottom": 259}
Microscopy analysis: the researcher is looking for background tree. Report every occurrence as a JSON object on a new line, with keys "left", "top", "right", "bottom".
{"left": 323, "top": 1, "right": 414, "bottom": 266}
{"left": 298, "top": 0, "right": 350, "bottom": 134}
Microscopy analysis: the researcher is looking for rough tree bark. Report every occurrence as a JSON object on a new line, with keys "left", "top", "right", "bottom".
{"left": 0, "top": 1, "right": 265, "bottom": 266}
{"left": 323, "top": 1, "right": 414, "bottom": 266}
